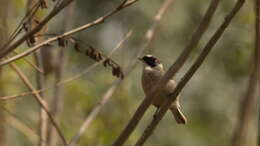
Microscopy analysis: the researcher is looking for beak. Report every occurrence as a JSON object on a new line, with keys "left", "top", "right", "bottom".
{"left": 138, "top": 57, "right": 142, "bottom": 61}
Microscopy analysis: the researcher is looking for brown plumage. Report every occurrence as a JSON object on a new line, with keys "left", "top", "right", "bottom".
{"left": 140, "top": 55, "right": 187, "bottom": 124}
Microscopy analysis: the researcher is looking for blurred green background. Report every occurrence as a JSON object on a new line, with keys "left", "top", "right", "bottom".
{"left": 0, "top": 0, "right": 257, "bottom": 146}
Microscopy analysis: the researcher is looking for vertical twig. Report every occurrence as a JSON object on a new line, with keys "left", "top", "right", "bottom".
{"left": 256, "top": 1, "right": 260, "bottom": 146}
{"left": 232, "top": 0, "right": 260, "bottom": 145}
{"left": 113, "top": 0, "right": 220, "bottom": 145}
{"left": 35, "top": 50, "right": 48, "bottom": 146}
{"left": 47, "top": 2, "right": 76, "bottom": 146}
{"left": 135, "top": 0, "right": 245, "bottom": 145}
{"left": 25, "top": 0, "right": 48, "bottom": 145}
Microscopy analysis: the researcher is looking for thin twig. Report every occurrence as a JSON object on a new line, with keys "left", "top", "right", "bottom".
{"left": 0, "top": 0, "right": 138, "bottom": 67}
{"left": 113, "top": 0, "right": 220, "bottom": 145}
{"left": 0, "top": 88, "right": 47, "bottom": 100}
{"left": 9, "top": 63, "right": 68, "bottom": 146}
{"left": 135, "top": 0, "right": 245, "bottom": 145}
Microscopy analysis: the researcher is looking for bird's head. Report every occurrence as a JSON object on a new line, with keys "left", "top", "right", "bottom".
{"left": 139, "top": 54, "right": 164, "bottom": 70}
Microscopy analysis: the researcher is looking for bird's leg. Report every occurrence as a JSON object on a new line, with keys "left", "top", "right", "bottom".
{"left": 153, "top": 107, "right": 160, "bottom": 119}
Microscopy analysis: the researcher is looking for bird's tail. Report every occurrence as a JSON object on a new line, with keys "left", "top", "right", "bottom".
{"left": 170, "top": 107, "right": 187, "bottom": 124}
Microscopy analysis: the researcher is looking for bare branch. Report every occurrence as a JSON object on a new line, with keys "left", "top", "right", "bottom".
{"left": 135, "top": 0, "right": 244, "bottom": 145}
{"left": 113, "top": 0, "right": 220, "bottom": 145}
{"left": 0, "top": 0, "right": 138, "bottom": 67}
{"left": 9, "top": 63, "right": 68, "bottom": 146}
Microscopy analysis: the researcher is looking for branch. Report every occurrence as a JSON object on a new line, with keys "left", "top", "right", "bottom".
{"left": 0, "top": 0, "right": 138, "bottom": 67}
{"left": 113, "top": 0, "right": 220, "bottom": 145}
{"left": 135, "top": 0, "right": 245, "bottom": 145}
{"left": 9, "top": 63, "right": 68, "bottom": 146}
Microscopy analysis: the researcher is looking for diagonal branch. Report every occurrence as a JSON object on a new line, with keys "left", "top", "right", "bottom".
{"left": 135, "top": 0, "right": 245, "bottom": 145}
{"left": 113, "top": 0, "right": 220, "bottom": 145}
{"left": 9, "top": 63, "right": 68, "bottom": 146}
{"left": 0, "top": 0, "right": 138, "bottom": 67}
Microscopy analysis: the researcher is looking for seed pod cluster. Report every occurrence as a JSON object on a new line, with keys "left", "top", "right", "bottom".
{"left": 58, "top": 37, "right": 68, "bottom": 48}
{"left": 85, "top": 45, "right": 103, "bottom": 62}
{"left": 70, "top": 39, "right": 124, "bottom": 79}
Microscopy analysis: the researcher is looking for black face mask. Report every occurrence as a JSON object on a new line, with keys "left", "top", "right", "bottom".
{"left": 142, "top": 56, "right": 159, "bottom": 67}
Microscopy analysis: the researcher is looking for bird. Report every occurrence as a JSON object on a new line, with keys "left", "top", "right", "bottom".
{"left": 139, "top": 54, "right": 187, "bottom": 124}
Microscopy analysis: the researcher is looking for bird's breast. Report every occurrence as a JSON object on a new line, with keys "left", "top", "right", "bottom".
{"left": 141, "top": 69, "right": 179, "bottom": 107}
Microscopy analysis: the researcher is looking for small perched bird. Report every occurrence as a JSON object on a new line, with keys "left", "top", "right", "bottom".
{"left": 139, "top": 54, "right": 187, "bottom": 124}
